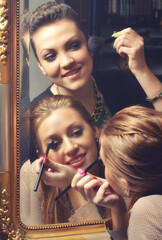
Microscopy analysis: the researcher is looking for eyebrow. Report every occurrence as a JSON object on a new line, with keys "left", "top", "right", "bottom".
{"left": 40, "top": 35, "right": 82, "bottom": 55}
{"left": 44, "top": 122, "right": 82, "bottom": 142}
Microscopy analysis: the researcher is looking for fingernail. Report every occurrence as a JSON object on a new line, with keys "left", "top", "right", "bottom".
{"left": 79, "top": 169, "right": 85, "bottom": 175}
{"left": 44, "top": 157, "right": 49, "bottom": 163}
{"left": 111, "top": 32, "right": 117, "bottom": 37}
{"left": 113, "top": 43, "right": 115, "bottom": 49}
{"left": 93, "top": 176, "right": 97, "bottom": 180}
{"left": 93, "top": 176, "right": 103, "bottom": 183}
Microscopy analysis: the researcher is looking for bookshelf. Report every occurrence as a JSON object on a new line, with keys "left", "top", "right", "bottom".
{"left": 65, "top": 0, "right": 162, "bottom": 76}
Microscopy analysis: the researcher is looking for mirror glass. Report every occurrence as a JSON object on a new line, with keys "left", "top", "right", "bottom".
{"left": 18, "top": 0, "right": 162, "bottom": 230}
{"left": 19, "top": 0, "right": 108, "bottom": 227}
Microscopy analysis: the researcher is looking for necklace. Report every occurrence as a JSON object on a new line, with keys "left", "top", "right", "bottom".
{"left": 91, "top": 76, "right": 109, "bottom": 128}
{"left": 55, "top": 77, "right": 109, "bottom": 128}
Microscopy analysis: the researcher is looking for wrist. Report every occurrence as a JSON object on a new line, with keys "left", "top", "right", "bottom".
{"left": 111, "top": 200, "right": 127, "bottom": 230}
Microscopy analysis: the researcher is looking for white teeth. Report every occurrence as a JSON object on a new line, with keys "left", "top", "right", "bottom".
{"left": 65, "top": 68, "right": 79, "bottom": 77}
{"left": 70, "top": 154, "right": 85, "bottom": 164}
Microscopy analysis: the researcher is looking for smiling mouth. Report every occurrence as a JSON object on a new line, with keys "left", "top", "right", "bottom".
{"left": 67, "top": 153, "right": 86, "bottom": 165}
{"left": 63, "top": 67, "right": 81, "bottom": 77}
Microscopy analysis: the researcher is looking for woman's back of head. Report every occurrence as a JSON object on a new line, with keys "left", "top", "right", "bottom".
{"left": 101, "top": 106, "right": 162, "bottom": 201}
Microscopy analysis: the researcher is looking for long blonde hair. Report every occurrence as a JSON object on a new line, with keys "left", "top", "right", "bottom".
{"left": 31, "top": 95, "right": 96, "bottom": 223}
{"left": 101, "top": 106, "right": 162, "bottom": 208}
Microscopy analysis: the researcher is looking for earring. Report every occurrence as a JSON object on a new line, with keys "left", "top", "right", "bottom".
{"left": 42, "top": 69, "right": 47, "bottom": 75}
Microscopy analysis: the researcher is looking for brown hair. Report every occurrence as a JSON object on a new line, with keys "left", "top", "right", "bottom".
{"left": 20, "top": 9, "right": 30, "bottom": 59}
{"left": 31, "top": 95, "right": 96, "bottom": 223}
{"left": 30, "top": 1, "right": 88, "bottom": 61}
{"left": 101, "top": 106, "right": 162, "bottom": 208}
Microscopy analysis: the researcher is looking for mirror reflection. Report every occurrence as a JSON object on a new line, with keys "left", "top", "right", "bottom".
{"left": 19, "top": 0, "right": 162, "bottom": 227}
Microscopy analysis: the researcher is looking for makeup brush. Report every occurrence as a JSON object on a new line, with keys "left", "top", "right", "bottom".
{"left": 55, "top": 158, "right": 99, "bottom": 201}
{"left": 88, "top": 36, "right": 114, "bottom": 54}
{"left": 34, "top": 140, "right": 54, "bottom": 192}
{"left": 88, "top": 30, "right": 149, "bottom": 54}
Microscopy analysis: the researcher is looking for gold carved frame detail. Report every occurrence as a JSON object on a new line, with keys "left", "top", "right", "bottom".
{"left": 0, "top": 0, "right": 9, "bottom": 65}
{"left": 0, "top": 189, "right": 24, "bottom": 240}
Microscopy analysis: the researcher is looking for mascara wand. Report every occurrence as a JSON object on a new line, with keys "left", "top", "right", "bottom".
{"left": 34, "top": 140, "right": 53, "bottom": 192}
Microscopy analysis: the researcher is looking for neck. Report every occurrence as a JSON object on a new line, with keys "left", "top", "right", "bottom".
{"left": 51, "top": 77, "right": 95, "bottom": 115}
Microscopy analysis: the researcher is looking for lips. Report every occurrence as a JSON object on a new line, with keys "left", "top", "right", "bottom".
{"left": 63, "top": 67, "right": 81, "bottom": 77}
{"left": 67, "top": 153, "right": 86, "bottom": 167}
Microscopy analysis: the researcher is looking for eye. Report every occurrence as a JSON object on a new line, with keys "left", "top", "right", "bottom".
{"left": 50, "top": 140, "right": 60, "bottom": 150}
{"left": 69, "top": 41, "right": 81, "bottom": 50}
{"left": 71, "top": 127, "right": 83, "bottom": 137}
{"left": 44, "top": 52, "right": 56, "bottom": 62}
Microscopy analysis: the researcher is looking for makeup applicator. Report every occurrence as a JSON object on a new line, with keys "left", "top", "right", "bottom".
{"left": 88, "top": 35, "right": 114, "bottom": 54}
{"left": 88, "top": 30, "right": 149, "bottom": 54}
{"left": 34, "top": 140, "right": 54, "bottom": 192}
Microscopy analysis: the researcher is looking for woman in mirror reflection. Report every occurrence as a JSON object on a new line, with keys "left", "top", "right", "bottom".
{"left": 72, "top": 105, "right": 162, "bottom": 240}
{"left": 27, "top": 1, "right": 162, "bottom": 162}
{"left": 20, "top": 95, "right": 110, "bottom": 225}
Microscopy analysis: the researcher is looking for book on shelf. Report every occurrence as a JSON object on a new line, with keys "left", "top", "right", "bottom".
{"left": 106, "top": 0, "right": 162, "bottom": 27}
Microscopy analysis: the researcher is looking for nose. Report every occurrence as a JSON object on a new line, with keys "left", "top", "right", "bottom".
{"left": 59, "top": 52, "right": 74, "bottom": 68}
{"left": 64, "top": 138, "right": 79, "bottom": 156}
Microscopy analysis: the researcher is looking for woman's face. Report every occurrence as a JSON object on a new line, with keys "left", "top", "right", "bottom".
{"left": 36, "top": 107, "right": 98, "bottom": 170}
{"left": 33, "top": 19, "right": 93, "bottom": 92}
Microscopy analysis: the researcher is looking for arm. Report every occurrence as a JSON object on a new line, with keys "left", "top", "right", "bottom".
{"left": 113, "top": 28, "right": 162, "bottom": 111}
{"left": 20, "top": 159, "right": 44, "bottom": 225}
{"left": 20, "top": 160, "right": 31, "bottom": 225}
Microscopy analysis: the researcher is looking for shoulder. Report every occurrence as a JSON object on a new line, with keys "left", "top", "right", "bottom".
{"left": 20, "top": 159, "right": 39, "bottom": 180}
{"left": 20, "top": 159, "right": 31, "bottom": 174}
{"left": 130, "top": 195, "right": 162, "bottom": 217}
{"left": 128, "top": 195, "right": 162, "bottom": 239}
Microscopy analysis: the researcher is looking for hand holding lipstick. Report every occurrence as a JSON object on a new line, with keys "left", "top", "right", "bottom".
{"left": 35, "top": 156, "right": 76, "bottom": 189}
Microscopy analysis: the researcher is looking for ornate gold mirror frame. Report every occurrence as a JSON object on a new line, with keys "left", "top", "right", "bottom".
{"left": 0, "top": 0, "right": 108, "bottom": 239}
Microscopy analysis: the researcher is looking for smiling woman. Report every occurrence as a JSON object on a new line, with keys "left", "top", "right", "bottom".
{"left": 1, "top": 0, "right": 162, "bottom": 239}
{"left": 20, "top": 95, "right": 109, "bottom": 225}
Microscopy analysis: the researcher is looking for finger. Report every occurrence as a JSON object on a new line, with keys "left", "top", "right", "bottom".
{"left": 96, "top": 181, "right": 112, "bottom": 197}
{"left": 35, "top": 156, "right": 44, "bottom": 173}
{"left": 44, "top": 157, "right": 61, "bottom": 172}
{"left": 114, "top": 27, "right": 138, "bottom": 38}
{"left": 84, "top": 179, "right": 103, "bottom": 201}
{"left": 71, "top": 170, "right": 91, "bottom": 187}
{"left": 114, "top": 29, "right": 143, "bottom": 52}
{"left": 76, "top": 174, "right": 94, "bottom": 188}
{"left": 41, "top": 168, "right": 64, "bottom": 186}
